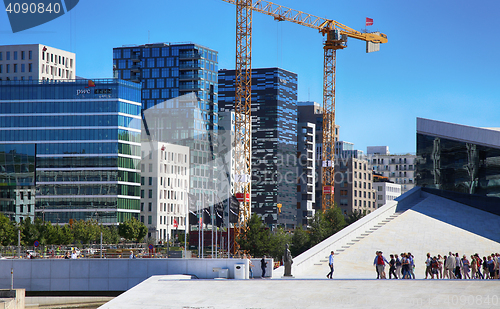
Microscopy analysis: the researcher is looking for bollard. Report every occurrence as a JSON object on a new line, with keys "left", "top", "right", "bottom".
{"left": 11, "top": 268, "right": 13, "bottom": 290}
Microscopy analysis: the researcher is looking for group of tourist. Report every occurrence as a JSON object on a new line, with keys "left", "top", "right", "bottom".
{"left": 374, "top": 251, "right": 417, "bottom": 279}
{"left": 374, "top": 251, "right": 500, "bottom": 279}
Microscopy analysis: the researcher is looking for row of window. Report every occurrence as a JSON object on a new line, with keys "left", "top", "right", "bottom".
{"left": 0, "top": 63, "right": 33, "bottom": 74}
{"left": 41, "top": 63, "right": 72, "bottom": 79}
{"left": 0, "top": 101, "right": 140, "bottom": 117}
{"left": 0, "top": 115, "right": 140, "bottom": 130}
{"left": 37, "top": 183, "right": 140, "bottom": 197}
{"left": 0, "top": 50, "right": 32, "bottom": 61}
{"left": 37, "top": 170, "right": 140, "bottom": 184}
{"left": 0, "top": 128, "right": 140, "bottom": 143}
{"left": 41, "top": 52, "right": 73, "bottom": 68}
{"left": 36, "top": 156, "right": 140, "bottom": 170}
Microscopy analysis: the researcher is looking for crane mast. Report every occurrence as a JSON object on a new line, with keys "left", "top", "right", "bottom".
{"left": 224, "top": 0, "right": 387, "bottom": 250}
{"left": 233, "top": 0, "right": 253, "bottom": 252}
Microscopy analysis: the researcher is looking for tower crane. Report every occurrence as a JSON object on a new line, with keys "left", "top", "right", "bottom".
{"left": 225, "top": 0, "right": 388, "bottom": 251}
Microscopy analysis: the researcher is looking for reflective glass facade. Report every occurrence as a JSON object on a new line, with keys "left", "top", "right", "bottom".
{"left": 417, "top": 133, "right": 500, "bottom": 197}
{"left": 218, "top": 68, "right": 298, "bottom": 228}
{"left": 114, "top": 43, "right": 220, "bottom": 222}
{"left": 0, "top": 79, "right": 142, "bottom": 224}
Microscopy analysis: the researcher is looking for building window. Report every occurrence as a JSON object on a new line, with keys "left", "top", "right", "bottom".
{"left": 29, "top": 50, "right": 32, "bottom": 60}
{"left": 21, "top": 63, "right": 25, "bottom": 72}
{"left": 148, "top": 202, "right": 152, "bottom": 212}
{"left": 149, "top": 164, "right": 153, "bottom": 172}
{"left": 141, "top": 177, "right": 144, "bottom": 185}
{"left": 148, "top": 216, "right": 152, "bottom": 225}
{"left": 6, "top": 52, "right": 10, "bottom": 60}
{"left": 141, "top": 203, "right": 144, "bottom": 211}
{"left": 13, "top": 51, "right": 17, "bottom": 60}
{"left": 378, "top": 195, "right": 383, "bottom": 200}
{"left": 149, "top": 177, "right": 153, "bottom": 186}
{"left": 148, "top": 190, "right": 153, "bottom": 198}
{"left": 141, "top": 190, "right": 144, "bottom": 198}
{"left": 13, "top": 64, "right": 17, "bottom": 73}
{"left": 141, "top": 216, "right": 144, "bottom": 223}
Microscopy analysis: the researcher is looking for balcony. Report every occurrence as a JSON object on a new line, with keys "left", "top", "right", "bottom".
{"left": 179, "top": 62, "right": 202, "bottom": 70}
{"left": 179, "top": 73, "right": 200, "bottom": 81}
{"left": 130, "top": 65, "right": 141, "bottom": 73}
{"left": 179, "top": 83, "right": 201, "bottom": 90}
{"left": 131, "top": 54, "right": 141, "bottom": 62}
{"left": 179, "top": 52, "right": 202, "bottom": 60}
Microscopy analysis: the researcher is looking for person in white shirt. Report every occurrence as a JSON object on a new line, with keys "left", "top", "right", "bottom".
{"left": 71, "top": 250, "right": 78, "bottom": 259}
{"left": 445, "top": 252, "right": 456, "bottom": 279}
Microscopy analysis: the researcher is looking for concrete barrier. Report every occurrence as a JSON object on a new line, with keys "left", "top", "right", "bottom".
{"left": 0, "top": 258, "right": 271, "bottom": 292}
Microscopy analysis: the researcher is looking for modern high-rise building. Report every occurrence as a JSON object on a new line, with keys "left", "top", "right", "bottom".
{"left": 140, "top": 141, "right": 189, "bottom": 242}
{"left": 0, "top": 44, "right": 75, "bottom": 81}
{"left": 113, "top": 43, "right": 219, "bottom": 226}
{"left": 219, "top": 68, "right": 298, "bottom": 228}
{"left": 367, "top": 146, "right": 416, "bottom": 193}
{"left": 0, "top": 79, "right": 142, "bottom": 224}
{"left": 297, "top": 101, "right": 339, "bottom": 212}
{"left": 297, "top": 122, "right": 316, "bottom": 227}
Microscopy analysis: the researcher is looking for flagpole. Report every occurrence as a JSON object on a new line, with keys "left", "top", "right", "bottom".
{"left": 184, "top": 191, "right": 187, "bottom": 259}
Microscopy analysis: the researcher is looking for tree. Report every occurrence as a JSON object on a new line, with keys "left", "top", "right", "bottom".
{"left": 269, "top": 227, "right": 292, "bottom": 261}
{"left": 346, "top": 209, "right": 365, "bottom": 225}
{"left": 101, "top": 225, "right": 120, "bottom": 244}
{"left": 118, "top": 218, "right": 147, "bottom": 242}
{"left": 59, "top": 225, "right": 74, "bottom": 245}
{"left": 308, "top": 211, "right": 328, "bottom": 247}
{"left": 236, "top": 214, "right": 272, "bottom": 257}
{"left": 72, "top": 219, "right": 100, "bottom": 245}
{"left": 324, "top": 205, "right": 346, "bottom": 235}
{"left": 0, "top": 214, "right": 16, "bottom": 246}
{"left": 20, "top": 217, "right": 39, "bottom": 246}
{"left": 291, "top": 226, "right": 310, "bottom": 257}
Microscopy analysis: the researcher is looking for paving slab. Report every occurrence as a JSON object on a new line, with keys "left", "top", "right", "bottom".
{"left": 100, "top": 276, "right": 500, "bottom": 309}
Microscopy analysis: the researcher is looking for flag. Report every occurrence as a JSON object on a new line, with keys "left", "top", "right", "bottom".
{"left": 366, "top": 17, "right": 373, "bottom": 26}
{"left": 86, "top": 80, "right": 95, "bottom": 88}
{"left": 42, "top": 46, "right": 47, "bottom": 52}
{"left": 173, "top": 219, "right": 178, "bottom": 228}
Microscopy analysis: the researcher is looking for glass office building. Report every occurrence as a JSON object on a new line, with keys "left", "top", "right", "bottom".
{"left": 113, "top": 43, "right": 220, "bottom": 224}
{"left": 0, "top": 79, "right": 142, "bottom": 224}
{"left": 416, "top": 118, "right": 500, "bottom": 215}
{"left": 218, "top": 67, "right": 298, "bottom": 228}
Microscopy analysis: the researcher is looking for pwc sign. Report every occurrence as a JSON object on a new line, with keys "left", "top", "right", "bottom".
{"left": 3, "top": 0, "right": 79, "bottom": 33}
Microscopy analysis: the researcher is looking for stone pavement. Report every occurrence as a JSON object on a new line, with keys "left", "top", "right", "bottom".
{"left": 100, "top": 276, "right": 500, "bottom": 309}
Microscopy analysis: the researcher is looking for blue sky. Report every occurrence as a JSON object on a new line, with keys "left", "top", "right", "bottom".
{"left": 1, "top": 0, "right": 499, "bottom": 154}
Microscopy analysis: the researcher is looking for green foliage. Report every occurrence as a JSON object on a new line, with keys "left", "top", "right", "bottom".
{"left": 102, "top": 225, "right": 120, "bottom": 244}
{"left": 291, "top": 226, "right": 310, "bottom": 257}
{"left": 236, "top": 214, "right": 272, "bottom": 258}
{"left": 324, "top": 205, "right": 346, "bottom": 235}
{"left": 72, "top": 219, "right": 100, "bottom": 244}
{"left": 269, "top": 227, "right": 292, "bottom": 261}
{"left": 0, "top": 214, "right": 16, "bottom": 246}
{"left": 118, "top": 218, "right": 147, "bottom": 242}
{"left": 20, "top": 217, "right": 39, "bottom": 246}
{"left": 346, "top": 209, "right": 365, "bottom": 225}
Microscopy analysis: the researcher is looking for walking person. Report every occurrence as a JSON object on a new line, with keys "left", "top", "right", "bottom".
{"left": 401, "top": 253, "right": 410, "bottom": 279}
{"left": 431, "top": 256, "right": 439, "bottom": 279}
{"left": 455, "top": 253, "right": 462, "bottom": 279}
{"left": 425, "top": 253, "right": 432, "bottom": 279}
{"left": 247, "top": 255, "right": 254, "bottom": 279}
{"left": 389, "top": 254, "right": 397, "bottom": 279}
{"left": 483, "top": 257, "right": 490, "bottom": 279}
{"left": 395, "top": 254, "right": 402, "bottom": 279}
{"left": 443, "top": 256, "right": 449, "bottom": 279}
{"left": 475, "top": 254, "right": 484, "bottom": 279}
{"left": 374, "top": 251, "right": 390, "bottom": 279}
{"left": 462, "top": 255, "right": 470, "bottom": 279}
{"left": 470, "top": 255, "right": 477, "bottom": 279}
{"left": 326, "top": 251, "right": 334, "bottom": 279}
{"left": 408, "top": 252, "right": 415, "bottom": 279}
{"left": 261, "top": 255, "right": 267, "bottom": 278}
{"left": 437, "top": 254, "right": 443, "bottom": 279}
{"left": 445, "top": 252, "right": 456, "bottom": 279}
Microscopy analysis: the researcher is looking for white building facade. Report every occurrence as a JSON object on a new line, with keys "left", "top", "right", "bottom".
{"left": 373, "top": 182, "right": 402, "bottom": 208}
{"left": 141, "top": 141, "right": 190, "bottom": 243}
{"left": 0, "top": 44, "right": 75, "bottom": 81}
{"left": 367, "top": 146, "right": 417, "bottom": 193}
